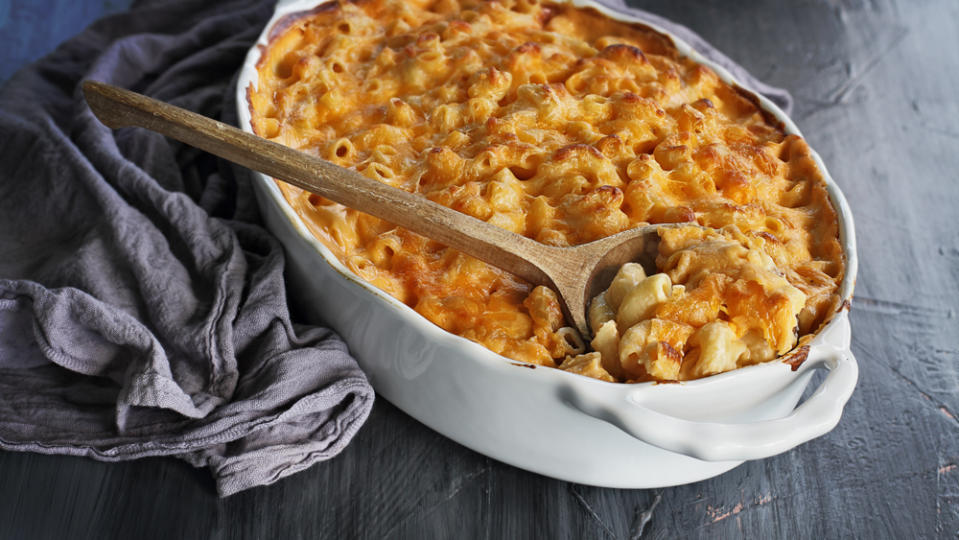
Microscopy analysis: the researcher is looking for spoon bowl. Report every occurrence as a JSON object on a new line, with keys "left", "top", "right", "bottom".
{"left": 83, "top": 80, "right": 669, "bottom": 341}
{"left": 520, "top": 226, "right": 665, "bottom": 338}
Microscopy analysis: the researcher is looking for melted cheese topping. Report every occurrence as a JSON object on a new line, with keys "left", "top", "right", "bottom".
{"left": 249, "top": 0, "right": 844, "bottom": 382}
{"left": 584, "top": 226, "right": 808, "bottom": 381}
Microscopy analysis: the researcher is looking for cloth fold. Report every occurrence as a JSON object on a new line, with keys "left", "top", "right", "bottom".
{"left": 0, "top": 0, "right": 374, "bottom": 497}
{"left": 0, "top": 0, "right": 791, "bottom": 497}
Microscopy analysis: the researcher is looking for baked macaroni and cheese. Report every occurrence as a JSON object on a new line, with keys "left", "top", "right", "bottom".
{"left": 248, "top": 0, "right": 844, "bottom": 382}
{"left": 565, "top": 225, "right": 809, "bottom": 382}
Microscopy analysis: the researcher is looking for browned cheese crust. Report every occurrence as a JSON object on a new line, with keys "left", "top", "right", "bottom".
{"left": 249, "top": 0, "right": 844, "bottom": 382}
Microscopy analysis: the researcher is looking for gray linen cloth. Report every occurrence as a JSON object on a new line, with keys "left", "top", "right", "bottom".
{"left": 0, "top": 0, "right": 791, "bottom": 497}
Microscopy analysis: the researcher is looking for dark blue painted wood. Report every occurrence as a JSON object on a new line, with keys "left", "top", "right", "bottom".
{"left": 0, "top": 0, "right": 956, "bottom": 538}
{"left": 0, "top": 0, "right": 134, "bottom": 82}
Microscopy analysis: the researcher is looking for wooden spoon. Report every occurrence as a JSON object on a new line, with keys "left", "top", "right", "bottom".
{"left": 82, "top": 80, "right": 666, "bottom": 341}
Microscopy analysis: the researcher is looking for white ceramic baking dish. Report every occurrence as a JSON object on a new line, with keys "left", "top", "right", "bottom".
{"left": 236, "top": 0, "right": 859, "bottom": 487}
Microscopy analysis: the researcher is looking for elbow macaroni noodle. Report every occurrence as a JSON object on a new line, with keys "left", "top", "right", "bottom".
{"left": 249, "top": 0, "right": 844, "bottom": 382}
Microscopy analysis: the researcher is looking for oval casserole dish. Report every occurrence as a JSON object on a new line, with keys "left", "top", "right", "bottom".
{"left": 237, "top": 0, "right": 859, "bottom": 487}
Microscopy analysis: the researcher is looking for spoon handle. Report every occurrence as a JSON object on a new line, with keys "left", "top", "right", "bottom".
{"left": 82, "top": 80, "right": 551, "bottom": 286}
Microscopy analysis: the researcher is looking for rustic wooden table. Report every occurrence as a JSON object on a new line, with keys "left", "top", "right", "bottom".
{"left": 1, "top": 0, "right": 956, "bottom": 538}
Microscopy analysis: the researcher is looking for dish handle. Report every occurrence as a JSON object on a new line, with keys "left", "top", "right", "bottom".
{"left": 563, "top": 346, "right": 858, "bottom": 461}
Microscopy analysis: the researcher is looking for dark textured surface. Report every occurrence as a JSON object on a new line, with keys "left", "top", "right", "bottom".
{"left": 1, "top": 0, "right": 957, "bottom": 538}
{"left": 0, "top": 0, "right": 131, "bottom": 82}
